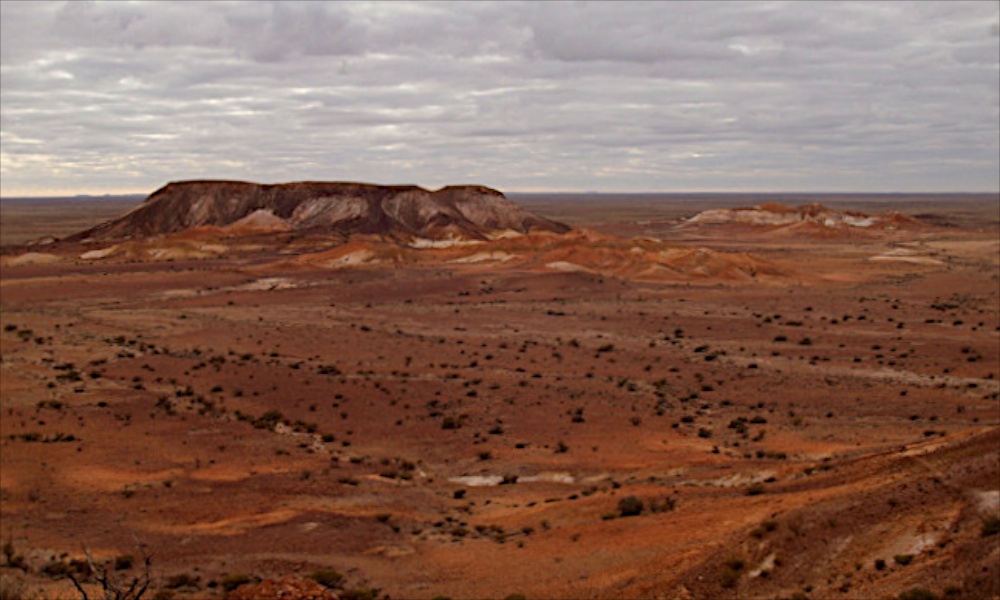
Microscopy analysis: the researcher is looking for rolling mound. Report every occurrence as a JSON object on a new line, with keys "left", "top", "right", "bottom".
{"left": 66, "top": 180, "right": 570, "bottom": 243}
{"left": 682, "top": 202, "right": 928, "bottom": 237}
{"left": 289, "top": 230, "right": 793, "bottom": 283}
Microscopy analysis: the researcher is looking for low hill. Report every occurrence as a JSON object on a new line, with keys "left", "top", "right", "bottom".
{"left": 682, "top": 202, "right": 927, "bottom": 236}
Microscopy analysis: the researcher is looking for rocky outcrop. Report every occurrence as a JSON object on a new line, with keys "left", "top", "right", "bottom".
{"left": 682, "top": 202, "right": 924, "bottom": 230}
{"left": 67, "top": 180, "right": 570, "bottom": 242}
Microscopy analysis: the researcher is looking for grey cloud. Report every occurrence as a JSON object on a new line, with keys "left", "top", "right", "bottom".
{"left": 1, "top": 1, "right": 997, "bottom": 195}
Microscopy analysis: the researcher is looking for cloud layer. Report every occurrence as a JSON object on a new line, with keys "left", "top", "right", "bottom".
{"left": 1, "top": 1, "right": 997, "bottom": 195}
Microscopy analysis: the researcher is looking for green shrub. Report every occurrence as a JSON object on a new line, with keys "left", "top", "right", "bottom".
{"left": 894, "top": 554, "right": 914, "bottom": 566}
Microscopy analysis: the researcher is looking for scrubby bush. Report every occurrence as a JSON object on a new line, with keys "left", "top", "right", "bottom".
{"left": 981, "top": 515, "right": 1000, "bottom": 537}
{"left": 310, "top": 569, "right": 344, "bottom": 589}
{"left": 253, "top": 410, "right": 284, "bottom": 430}
{"left": 0, "top": 577, "right": 33, "bottom": 600}
{"left": 618, "top": 496, "right": 644, "bottom": 517}
{"left": 897, "top": 588, "right": 939, "bottom": 600}
{"left": 340, "top": 588, "right": 379, "bottom": 600}
{"left": 164, "top": 573, "right": 199, "bottom": 589}
{"left": 114, "top": 554, "right": 134, "bottom": 571}
{"left": 719, "top": 568, "right": 739, "bottom": 589}
{"left": 219, "top": 574, "right": 253, "bottom": 592}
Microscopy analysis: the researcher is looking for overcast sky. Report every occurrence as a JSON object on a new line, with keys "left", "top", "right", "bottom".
{"left": 1, "top": 1, "right": 998, "bottom": 196}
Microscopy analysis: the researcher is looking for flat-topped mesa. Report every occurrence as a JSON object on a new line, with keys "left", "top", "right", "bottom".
{"left": 67, "top": 180, "right": 571, "bottom": 242}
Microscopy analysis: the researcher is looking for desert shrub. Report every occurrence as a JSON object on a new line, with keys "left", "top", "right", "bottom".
{"left": 0, "top": 577, "right": 33, "bottom": 600}
{"left": 746, "top": 483, "right": 765, "bottom": 496}
{"left": 894, "top": 554, "right": 914, "bottom": 566}
{"left": 720, "top": 568, "right": 739, "bottom": 589}
{"left": 2, "top": 541, "right": 26, "bottom": 572}
{"left": 981, "top": 515, "right": 1000, "bottom": 537}
{"left": 340, "top": 587, "right": 379, "bottom": 600}
{"left": 41, "top": 561, "right": 70, "bottom": 578}
{"left": 219, "top": 574, "right": 253, "bottom": 592}
{"left": 898, "top": 588, "right": 939, "bottom": 600}
{"left": 649, "top": 496, "right": 676, "bottom": 513}
{"left": 150, "top": 586, "right": 173, "bottom": 599}
{"left": 311, "top": 569, "right": 344, "bottom": 589}
{"left": 253, "top": 410, "right": 284, "bottom": 430}
{"left": 114, "top": 554, "right": 134, "bottom": 571}
{"left": 874, "top": 558, "right": 886, "bottom": 570}
{"left": 164, "top": 573, "right": 198, "bottom": 589}
{"left": 504, "top": 595, "right": 528, "bottom": 600}
{"left": 618, "top": 496, "right": 644, "bottom": 517}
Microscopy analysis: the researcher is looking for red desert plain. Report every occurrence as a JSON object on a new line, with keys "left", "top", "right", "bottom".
{"left": 0, "top": 183, "right": 998, "bottom": 600}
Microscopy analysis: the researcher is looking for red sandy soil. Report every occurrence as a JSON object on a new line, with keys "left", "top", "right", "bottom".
{"left": 0, "top": 201, "right": 998, "bottom": 600}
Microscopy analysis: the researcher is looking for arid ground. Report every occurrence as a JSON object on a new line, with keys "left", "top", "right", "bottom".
{"left": 1, "top": 193, "right": 998, "bottom": 600}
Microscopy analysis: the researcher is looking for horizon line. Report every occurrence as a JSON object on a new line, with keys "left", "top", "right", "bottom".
{"left": 2, "top": 188, "right": 999, "bottom": 200}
